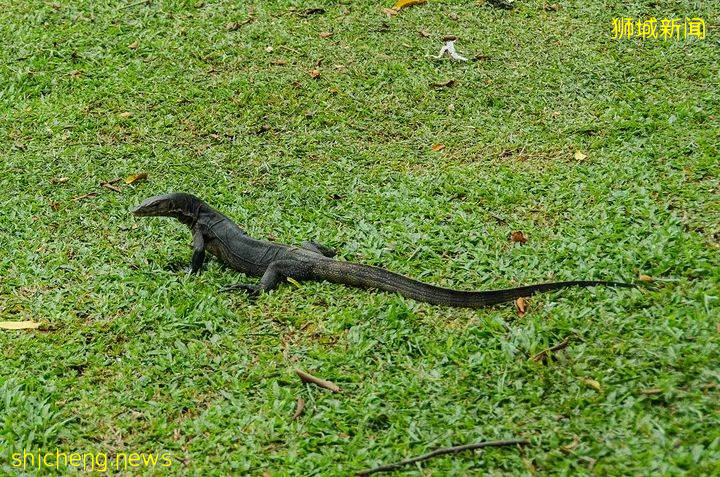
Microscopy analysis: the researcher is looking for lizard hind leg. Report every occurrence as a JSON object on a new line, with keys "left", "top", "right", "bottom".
{"left": 221, "top": 260, "right": 311, "bottom": 295}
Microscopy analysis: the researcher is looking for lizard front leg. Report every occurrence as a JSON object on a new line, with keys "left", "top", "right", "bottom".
{"left": 189, "top": 230, "right": 205, "bottom": 274}
{"left": 221, "top": 260, "right": 311, "bottom": 295}
{"left": 301, "top": 241, "right": 337, "bottom": 258}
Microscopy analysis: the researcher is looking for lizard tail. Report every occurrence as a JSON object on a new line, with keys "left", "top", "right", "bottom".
{"left": 311, "top": 260, "right": 634, "bottom": 308}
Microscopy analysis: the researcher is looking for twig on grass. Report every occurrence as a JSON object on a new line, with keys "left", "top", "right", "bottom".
{"left": 356, "top": 439, "right": 529, "bottom": 476}
{"left": 531, "top": 337, "right": 570, "bottom": 362}
{"left": 295, "top": 369, "right": 341, "bottom": 393}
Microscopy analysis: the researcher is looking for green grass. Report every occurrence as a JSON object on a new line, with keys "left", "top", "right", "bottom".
{"left": 1, "top": 0, "right": 719, "bottom": 474}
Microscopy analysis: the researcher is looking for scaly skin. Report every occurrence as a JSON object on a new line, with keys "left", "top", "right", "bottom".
{"left": 132, "top": 193, "right": 634, "bottom": 308}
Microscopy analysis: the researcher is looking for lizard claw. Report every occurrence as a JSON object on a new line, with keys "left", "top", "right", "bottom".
{"left": 220, "top": 283, "right": 261, "bottom": 297}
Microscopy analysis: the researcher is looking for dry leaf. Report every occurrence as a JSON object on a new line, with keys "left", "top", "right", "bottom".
{"left": 515, "top": 297, "right": 527, "bottom": 316}
{"left": 300, "top": 8, "right": 325, "bottom": 16}
{"left": 73, "top": 192, "right": 98, "bottom": 201}
{"left": 574, "top": 150, "right": 587, "bottom": 160}
{"left": 640, "top": 387, "right": 662, "bottom": 395}
{"left": 319, "top": 31, "right": 333, "bottom": 39}
{"left": 560, "top": 436, "right": 580, "bottom": 454}
{"left": 419, "top": 29, "right": 430, "bottom": 37}
{"left": 101, "top": 182, "right": 122, "bottom": 193}
{"left": 382, "top": 7, "right": 398, "bottom": 16}
{"left": 52, "top": 177, "right": 70, "bottom": 184}
{"left": 118, "top": 111, "right": 133, "bottom": 119}
{"left": 127, "top": 41, "right": 139, "bottom": 50}
{"left": 510, "top": 230, "right": 527, "bottom": 244}
{"left": 225, "top": 17, "right": 253, "bottom": 31}
{"left": 431, "top": 79, "right": 456, "bottom": 88}
{"left": 124, "top": 172, "right": 148, "bottom": 185}
{"left": 393, "top": 0, "right": 426, "bottom": 10}
{"left": 581, "top": 378, "right": 602, "bottom": 392}
{"left": 292, "top": 397, "right": 305, "bottom": 420}
{"left": 431, "top": 144, "right": 445, "bottom": 152}
{"left": 309, "top": 69, "right": 320, "bottom": 78}
{"left": 0, "top": 321, "right": 40, "bottom": 330}
{"left": 638, "top": 274, "right": 653, "bottom": 282}
{"left": 271, "top": 59, "right": 287, "bottom": 66}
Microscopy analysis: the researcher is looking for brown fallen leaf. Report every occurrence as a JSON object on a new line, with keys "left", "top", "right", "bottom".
{"left": 0, "top": 321, "right": 40, "bottom": 330}
{"left": 101, "top": 182, "right": 122, "bottom": 193}
{"left": 473, "top": 53, "right": 491, "bottom": 61}
{"left": 640, "top": 387, "right": 663, "bottom": 395}
{"left": 544, "top": 3, "right": 561, "bottom": 12}
{"left": 418, "top": 29, "right": 430, "bottom": 37}
{"left": 431, "top": 144, "right": 445, "bottom": 152}
{"left": 118, "top": 111, "right": 133, "bottom": 119}
{"left": 515, "top": 297, "right": 527, "bottom": 316}
{"left": 125, "top": 172, "right": 148, "bottom": 185}
{"left": 300, "top": 8, "right": 325, "bottom": 16}
{"left": 309, "top": 69, "right": 320, "bottom": 78}
{"left": 225, "top": 17, "right": 254, "bottom": 31}
{"left": 271, "top": 59, "right": 287, "bottom": 66}
{"left": 638, "top": 274, "right": 653, "bottom": 282}
{"left": 560, "top": 436, "right": 580, "bottom": 454}
{"left": 382, "top": 7, "right": 398, "bottom": 16}
{"left": 51, "top": 177, "right": 70, "bottom": 184}
{"left": 127, "top": 40, "right": 139, "bottom": 50}
{"left": 510, "top": 230, "right": 527, "bottom": 244}
{"left": 393, "top": 0, "right": 426, "bottom": 10}
{"left": 296, "top": 369, "right": 341, "bottom": 393}
{"left": 581, "top": 378, "right": 602, "bottom": 392}
{"left": 319, "top": 31, "right": 333, "bottom": 39}
{"left": 292, "top": 397, "right": 305, "bottom": 420}
{"left": 574, "top": 150, "right": 587, "bottom": 161}
{"left": 431, "top": 79, "right": 456, "bottom": 88}
{"left": 73, "top": 192, "right": 98, "bottom": 201}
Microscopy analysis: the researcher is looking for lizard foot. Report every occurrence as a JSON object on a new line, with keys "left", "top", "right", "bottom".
{"left": 220, "top": 283, "right": 261, "bottom": 297}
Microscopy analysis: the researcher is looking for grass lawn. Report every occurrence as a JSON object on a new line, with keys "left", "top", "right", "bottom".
{"left": 1, "top": 0, "right": 718, "bottom": 474}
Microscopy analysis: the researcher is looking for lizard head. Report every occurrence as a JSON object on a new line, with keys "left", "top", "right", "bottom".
{"left": 131, "top": 193, "right": 200, "bottom": 221}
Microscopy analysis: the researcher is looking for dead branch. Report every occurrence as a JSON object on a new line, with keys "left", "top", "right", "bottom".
{"left": 295, "top": 369, "right": 341, "bottom": 393}
{"left": 356, "top": 439, "right": 529, "bottom": 476}
{"left": 531, "top": 337, "right": 570, "bottom": 362}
